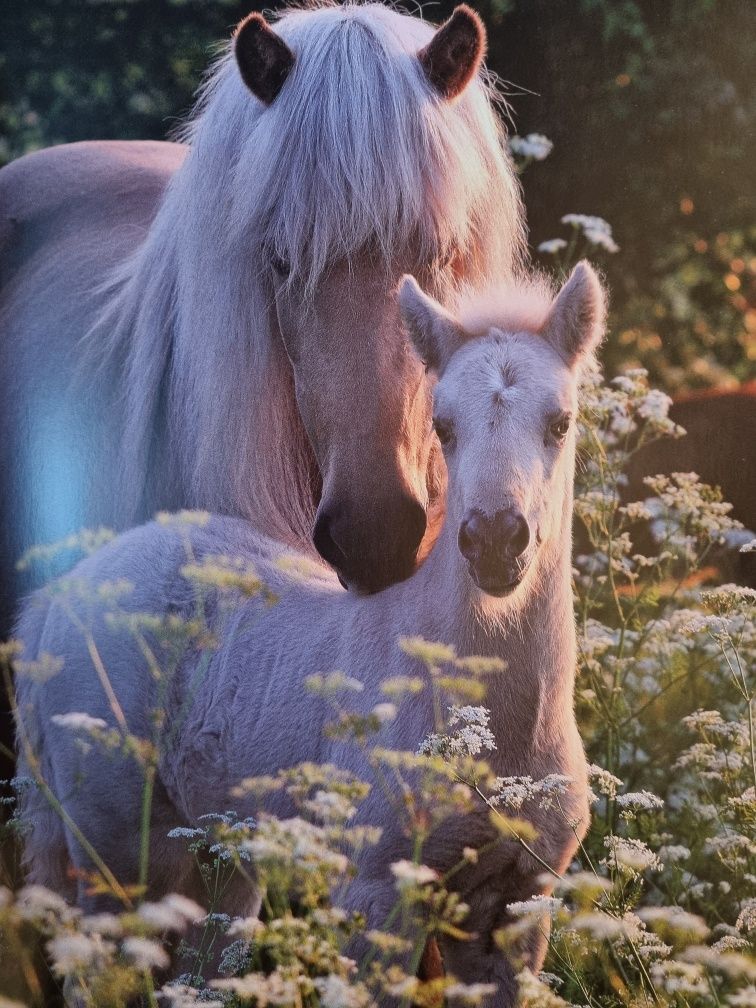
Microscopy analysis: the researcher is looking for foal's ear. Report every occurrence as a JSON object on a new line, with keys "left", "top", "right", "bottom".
{"left": 234, "top": 13, "right": 295, "bottom": 104}
{"left": 418, "top": 4, "right": 487, "bottom": 101}
{"left": 399, "top": 276, "right": 465, "bottom": 373}
{"left": 543, "top": 261, "right": 606, "bottom": 368}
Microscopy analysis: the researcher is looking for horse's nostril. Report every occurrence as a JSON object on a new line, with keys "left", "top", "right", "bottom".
{"left": 313, "top": 511, "right": 346, "bottom": 569}
{"left": 509, "top": 514, "right": 530, "bottom": 556}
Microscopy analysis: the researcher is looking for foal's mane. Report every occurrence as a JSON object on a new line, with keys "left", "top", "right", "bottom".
{"left": 86, "top": 1, "right": 526, "bottom": 546}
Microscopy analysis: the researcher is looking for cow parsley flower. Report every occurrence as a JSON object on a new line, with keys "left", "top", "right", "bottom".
{"left": 615, "top": 790, "right": 664, "bottom": 818}
{"left": 390, "top": 860, "right": 438, "bottom": 890}
{"left": 491, "top": 774, "right": 572, "bottom": 810}
{"left": 122, "top": 936, "right": 169, "bottom": 970}
{"left": 587, "top": 764, "right": 623, "bottom": 799}
{"left": 538, "top": 238, "right": 568, "bottom": 255}
{"left": 51, "top": 711, "right": 107, "bottom": 733}
{"left": 47, "top": 933, "right": 109, "bottom": 975}
{"left": 509, "top": 133, "right": 553, "bottom": 160}
{"left": 445, "top": 982, "right": 498, "bottom": 1003}
{"left": 561, "top": 214, "right": 619, "bottom": 252}
{"left": 418, "top": 705, "right": 496, "bottom": 758}
{"left": 507, "top": 895, "right": 563, "bottom": 918}
{"left": 314, "top": 974, "right": 372, "bottom": 1008}
{"left": 736, "top": 898, "right": 756, "bottom": 933}
{"left": 604, "top": 835, "right": 661, "bottom": 874}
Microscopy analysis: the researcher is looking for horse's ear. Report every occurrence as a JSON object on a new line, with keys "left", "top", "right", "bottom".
{"left": 418, "top": 5, "right": 487, "bottom": 101}
{"left": 399, "top": 275, "right": 465, "bottom": 373}
{"left": 543, "top": 261, "right": 606, "bottom": 367}
{"left": 234, "top": 13, "right": 295, "bottom": 104}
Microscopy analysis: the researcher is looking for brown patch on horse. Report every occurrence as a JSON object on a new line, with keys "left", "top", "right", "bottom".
{"left": 418, "top": 5, "right": 487, "bottom": 101}
{"left": 234, "top": 13, "right": 295, "bottom": 105}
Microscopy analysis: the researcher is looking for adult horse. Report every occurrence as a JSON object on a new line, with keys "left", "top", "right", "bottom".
{"left": 0, "top": 2, "right": 525, "bottom": 629}
{"left": 16, "top": 262, "right": 600, "bottom": 1001}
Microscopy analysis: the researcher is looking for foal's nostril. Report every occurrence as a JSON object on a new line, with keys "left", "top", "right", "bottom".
{"left": 458, "top": 512, "right": 482, "bottom": 561}
{"left": 509, "top": 514, "right": 531, "bottom": 557}
{"left": 313, "top": 511, "right": 346, "bottom": 569}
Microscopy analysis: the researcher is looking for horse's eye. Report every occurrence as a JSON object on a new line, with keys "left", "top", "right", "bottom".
{"left": 433, "top": 417, "right": 454, "bottom": 446}
{"left": 549, "top": 415, "right": 571, "bottom": 440}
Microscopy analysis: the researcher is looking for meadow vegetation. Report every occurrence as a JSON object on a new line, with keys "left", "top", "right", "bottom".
{"left": 1, "top": 182, "right": 754, "bottom": 1004}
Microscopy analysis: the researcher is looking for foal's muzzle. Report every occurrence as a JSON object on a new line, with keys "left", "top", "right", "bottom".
{"left": 313, "top": 495, "right": 427, "bottom": 593}
{"left": 458, "top": 507, "right": 531, "bottom": 597}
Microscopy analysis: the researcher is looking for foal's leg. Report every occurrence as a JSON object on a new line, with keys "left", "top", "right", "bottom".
{"left": 437, "top": 865, "right": 557, "bottom": 1008}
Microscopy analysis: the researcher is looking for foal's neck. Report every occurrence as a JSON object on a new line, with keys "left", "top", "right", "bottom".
{"left": 402, "top": 473, "right": 577, "bottom": 722}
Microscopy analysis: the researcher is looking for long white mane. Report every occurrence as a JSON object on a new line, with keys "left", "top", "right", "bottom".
{"left": 87, "top": 1, "right": 526, "bottom": 546}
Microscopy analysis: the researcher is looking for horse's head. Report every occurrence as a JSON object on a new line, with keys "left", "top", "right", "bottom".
{"left": 400, "top": 263, "right": 605, "bottom": 598}
{"left": 231, "top": 6, "right": 504, "bottom": 593}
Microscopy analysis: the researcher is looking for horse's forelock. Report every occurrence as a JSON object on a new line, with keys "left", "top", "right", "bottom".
{"left": 184, "top": 2, "right": 525, "bottom": 297}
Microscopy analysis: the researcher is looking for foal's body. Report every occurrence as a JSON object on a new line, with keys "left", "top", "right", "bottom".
{"left": 17, "top": 265, "right": 602, "bottom": 1001}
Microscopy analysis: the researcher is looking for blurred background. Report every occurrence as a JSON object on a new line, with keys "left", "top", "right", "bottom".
{"left": 1, "top": 0, "right": 754, "bottom": 388}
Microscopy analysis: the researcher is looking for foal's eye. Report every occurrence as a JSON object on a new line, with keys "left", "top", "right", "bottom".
{"left": 549, "top": 415, "right": 571, "bottom": 441}
{"left": 433, "top": 417, "right": 454, "bottom": 446}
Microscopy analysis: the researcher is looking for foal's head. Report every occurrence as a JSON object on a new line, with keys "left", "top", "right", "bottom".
{"left": 400, "top": 263, "right": 605, "bottom": 598}
{"left": 227, "top": 4, "right": 521, "bottom": 593}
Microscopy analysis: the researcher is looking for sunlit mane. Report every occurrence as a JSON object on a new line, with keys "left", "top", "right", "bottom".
{"left": 456, "top": 273, "right": 556, "bottom": 338}
{"left": 84, "top": 0, "right": 526, "bottom": 549}
{"left": 180, "top": 0, "right": 525, "bottom": 293}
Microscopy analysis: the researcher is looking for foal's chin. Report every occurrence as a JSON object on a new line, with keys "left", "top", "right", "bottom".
{"left": 468, "top": 556, "right": 535, "bottom": 600}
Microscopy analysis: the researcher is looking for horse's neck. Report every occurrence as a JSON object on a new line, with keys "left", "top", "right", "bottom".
{"left": 402, "top": 480, "right": 577, "bottom": 747}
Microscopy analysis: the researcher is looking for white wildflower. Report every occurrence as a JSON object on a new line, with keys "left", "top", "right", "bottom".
{"left": 658, "top": 844, "right": 690, "bottom": 864}
{"left": 740, "top": 538, "right": 756, "bottom": 553}
{"left": 637, "top": 388, "right": 672, "bottom": 421}
{"left": 736, "top": 898, "right": 756, "bottom": 933}
{"left": 122, "top": 936, "right": 169, "bottom": 970}
{"left": 561, "top": 214, "right": 619, "bottom": 251}
{"left": 507, "top": 895, "right": 563, "bottom": 918}
{"left": 445, "top": 982, "right": 498, "bottom": 1003}
{"left": 615, "top": 790, "right": 664, "bottom": 818}
{"left": 51, "top": 711, "right": 107, "bottom": 733}
{"left": 17, "top": 884, "right": 75, "bottom": 922}
{"left": 729, "top": 987, "right": 756, "bottom": 1006}
{"left": 371, "top": 702, "right": 397, "bottom": 724}
{"left": 418, "top": 705, "right": 496, "bottom": 758}
{"left": 314, "top": 975, "right": 371, "bottom": 1008}
{"left": 492, "top": 773, "right": 572, "bottom": 811}
{"left": 538, "top": 239, "right": 567, "bottom": 255}
{"left": 587, "top": 764, "right": 623, "bottom": 799}
{"left": 390, "top": 860, "right": 438, "bottom": 890}
{"left": 509, "top": 133, "right": 553, "bottom": 160}
{"left": 47, "top": 933, "right": 108, "bottom": 975}
{"left": 303, "top": 789, "right": 357, "bottom": 824}
{"left": 651, "top": 960, "right": 708, "bottom": 996}
{"left": 639, "top": 906, "right": 709, "bottom": 941}
{"left": 604, "top": 835, "right": 661, "bottom": 874}
{"left": 81, "top": 912, "right": 123, "bottom": 937}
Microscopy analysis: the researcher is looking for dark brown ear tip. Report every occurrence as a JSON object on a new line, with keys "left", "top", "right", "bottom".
{"left": 234, "top": 12, "right": 295, "bottom": 105}
{"left": 418, "top": 4, "right": 487, "bottom": 101}
{"left": 234, "top": 11, "right": 266, "bottom": 45}
{"left": 451, "top": 4, "right": 487, "bottom": 43}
